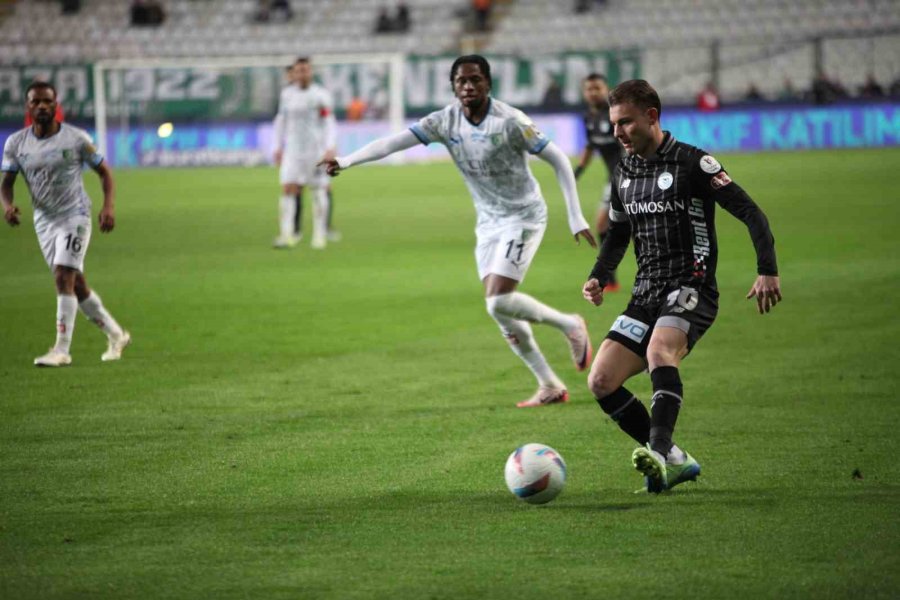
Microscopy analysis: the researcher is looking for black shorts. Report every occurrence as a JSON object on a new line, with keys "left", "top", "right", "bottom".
{"left": 605, "top": 285, "right": 719, "bottom": 359}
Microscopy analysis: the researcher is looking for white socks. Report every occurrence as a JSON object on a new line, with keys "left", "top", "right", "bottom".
{"left": 667, "top": 444, "right": 686, "bottom": 465}
{"left": 79, "top": 292, "right": 124, "bottom": 339}
{"left": 279, "top": 194, "right": 295, "bottom": 239}
{"left": 486, "top": 296, "right": 565, "bottom": 390}
{"left": 487, "top": 292, "right": 579, "bottom": 333}
{"left": 54, "top": 295, "right": 78, "bottom": 354}
{"left": 312, "top": 187, "right": 329, "bottom": 246}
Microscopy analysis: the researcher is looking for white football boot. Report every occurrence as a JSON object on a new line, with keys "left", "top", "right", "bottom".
{"left": 34, "top": 349, "right": 72, "bottom": 367}
{"left": 102, "top": 331, "right": 132, "bottom": 362}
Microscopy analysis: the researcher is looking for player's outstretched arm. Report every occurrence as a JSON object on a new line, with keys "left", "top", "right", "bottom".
{"left": 93, "top": 162, "right": 116, "bottom": 233}
{"left": 1, "top": 171, "right": 20, "bottom": 227}
{"left": 536, "top": 141, "right": 596, "bottom": 247}
{"left": 319, "top": 130, "right": 421, "bottom": 177}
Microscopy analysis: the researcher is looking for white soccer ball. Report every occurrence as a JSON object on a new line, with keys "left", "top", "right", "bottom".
{"left": 504, "top": 443, "right": 567, "bottom": 505}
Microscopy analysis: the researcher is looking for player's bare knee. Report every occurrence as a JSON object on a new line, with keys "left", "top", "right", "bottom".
{"left": 53, "top": 266, "right": 77, "bottom": 294}
{"left": 73, "top": 274, "right": 91, "bottom": 302}
{"left": 646, "top": 343, "right": 679, "bottom": 370}
{"left": 587, "top": 367, "right": 618, "bottom": 399}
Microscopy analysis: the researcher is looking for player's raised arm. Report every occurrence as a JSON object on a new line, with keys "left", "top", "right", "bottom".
{"left": 320, "top": 129, "right": 421, "bottom": 176}
{"left": 536, "top": 141, "right": 595, "bottom": 247}
{"left": 692, "top": 154, "right": 781, "bottom": 314}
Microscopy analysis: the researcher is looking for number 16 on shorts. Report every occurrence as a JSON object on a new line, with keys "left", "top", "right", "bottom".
{"left": 39, "top": 216, "right": 92, "bottom": 272}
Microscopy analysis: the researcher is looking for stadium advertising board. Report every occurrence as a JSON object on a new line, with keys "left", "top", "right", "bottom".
{"left": 662, "top": 104, "right": 900, "bottom": 152}
{"left": 2, "top": 103, "right": 895, "bottom": 167}
{"left": 0, "top": 52, "right": 638, "bottom": 125}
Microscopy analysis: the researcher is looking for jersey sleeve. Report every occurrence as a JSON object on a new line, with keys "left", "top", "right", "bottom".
{"left": 77, "top": 130, "right": 104, "bottom": 167}
{"left": 691, "top": 151, "right": 778, "bottom": 276}
{"left": 589, "top": 164, "right": 631, "bottom": 286}
{"left": 409, "top": 108, "right": 448, "bottom": 146}
{"left": 1, "top": 134, "right": 20, "bottom": 172}
{"left": 507, "top": 109, "right": 550, "bottom": 155}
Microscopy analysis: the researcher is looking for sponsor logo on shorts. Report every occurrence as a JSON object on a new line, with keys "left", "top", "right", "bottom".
{"left": 711, "top": 171, "right": 732, "bottom": 189}
{"left": 699, "top": 155, "right": 722, "bottom": 174}
{"left": 610, "top": 315, "right": 650, "bottom": 344}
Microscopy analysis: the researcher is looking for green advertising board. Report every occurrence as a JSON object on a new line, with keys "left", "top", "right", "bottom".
{"left": 0, "top": 51, "right": 640, "bottom": 125}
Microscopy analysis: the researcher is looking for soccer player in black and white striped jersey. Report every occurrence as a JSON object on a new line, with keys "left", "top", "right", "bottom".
{"left": 581, "top": 80, "right": 782, "bottom": 493}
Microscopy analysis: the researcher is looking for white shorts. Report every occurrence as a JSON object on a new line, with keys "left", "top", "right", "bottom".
{"left": 279, "top": 155, "right": 329, "bottom": 187}
{"left": 475, "top": 222, "right": 546, "bottom": 282}
{"left": 35, "top": 215, "right": 92, "bottom": 272}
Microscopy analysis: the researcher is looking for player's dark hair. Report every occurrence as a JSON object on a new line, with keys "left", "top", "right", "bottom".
{"left": 26, "top": 80, "right": 57, "bottom": 100}
{"left": 294, "top": 57, "right": 310, "bottom": 65}
{"left": 450, "top": 55, "right": 492, "bottom": 87}
{"left": 584, "top": 73, "right": 607, "bottom": 83}
{"left": 608, "top": 79, "right": 661, "bottom": 115}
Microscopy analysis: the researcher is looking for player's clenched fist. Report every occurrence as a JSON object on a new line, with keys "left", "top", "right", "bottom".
{"left": 4, "top": 204, "right": 20, "bottom": 226}
{"left": 583, "top": 278, "right": 604, "bottom": 306}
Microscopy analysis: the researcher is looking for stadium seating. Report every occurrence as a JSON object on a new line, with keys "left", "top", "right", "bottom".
{"left": 488, "top": 0, "right": 900, "bottom": 101}
{"left": 0, "top": 0, "right": 468, "bottom": 62}
{"left": 1, "top": 0, "right": 898, "bottom": 101}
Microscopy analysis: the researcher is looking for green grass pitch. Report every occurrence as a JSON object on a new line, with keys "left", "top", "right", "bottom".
{"left": 1, "top": 148, "right": 898, "bottom": 599}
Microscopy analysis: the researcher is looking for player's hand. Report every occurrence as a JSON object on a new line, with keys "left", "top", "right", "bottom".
{"left": 575, "top": 229, "right": 597, "bottom": 248}
{"left": 274, "top": 149, "right": 283, "bottom": 166}
{"left": 3, "top": 204, "right": 20, "bottom": 226}
{"left": 573, "top": 165, "right": 585, "bottom": 180}
{"left": 321, "top": 149, "right": 336, "bottom": 163}
{"left": 99, "top": 206, "right": 115, "bottom": 232}
{"left": 583, "top": 278, "right": 604, "bottom": 306}
{"left": 318, "top": 158, "right": 342, "bottom": 177}
{"left": 746, "top": 275, "right": 781, "bottom": 314}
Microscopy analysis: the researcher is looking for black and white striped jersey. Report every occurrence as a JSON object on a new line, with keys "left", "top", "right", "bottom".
{"left": 589, "top": 132, "right": 778, "bottom": 305}
{"left": 583, "top": 107, "right": 622, "bottom": 173}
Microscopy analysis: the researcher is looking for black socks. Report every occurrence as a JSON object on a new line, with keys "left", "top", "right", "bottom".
{"left": 649, "top": 366, "right": 683, "bottom": 458}
{"left": 597, "top": 386, "right": 651, "bottom": 445}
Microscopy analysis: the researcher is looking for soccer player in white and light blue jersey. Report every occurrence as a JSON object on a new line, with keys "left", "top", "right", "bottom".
{"left": 321, "top": 55, "right": 597, "bottom": 407}
{"left": 1, "top": 82, "right": 130, "bottom": 367}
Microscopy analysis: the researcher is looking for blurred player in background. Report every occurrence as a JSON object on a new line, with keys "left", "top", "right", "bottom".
{"left": 2, "top": 82, "right": 130, "bottom": 367}
{"left": 275, "top": 65, "right": 341, "bottom": 243}
{"left": 322, "top": 55, "right": 597, "bottom": 408}
{"left": 273, "top": 57, "right": 336, "bottom": 249}
{"left": 574, "top": 73, "right": 623, "bottom": 292}
{"left": 582, "top": 79, "right": 780, "bottom": 493}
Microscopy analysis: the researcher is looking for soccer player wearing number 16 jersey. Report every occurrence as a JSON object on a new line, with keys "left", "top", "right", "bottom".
{"left": 321, "top": 55, "right": 597, "bottom": 408}
{"left": 2, "top": 82, "right": 130, "bottom": 367}
{"left": 582, "top": 80, "right": 782, "bottom": 492}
